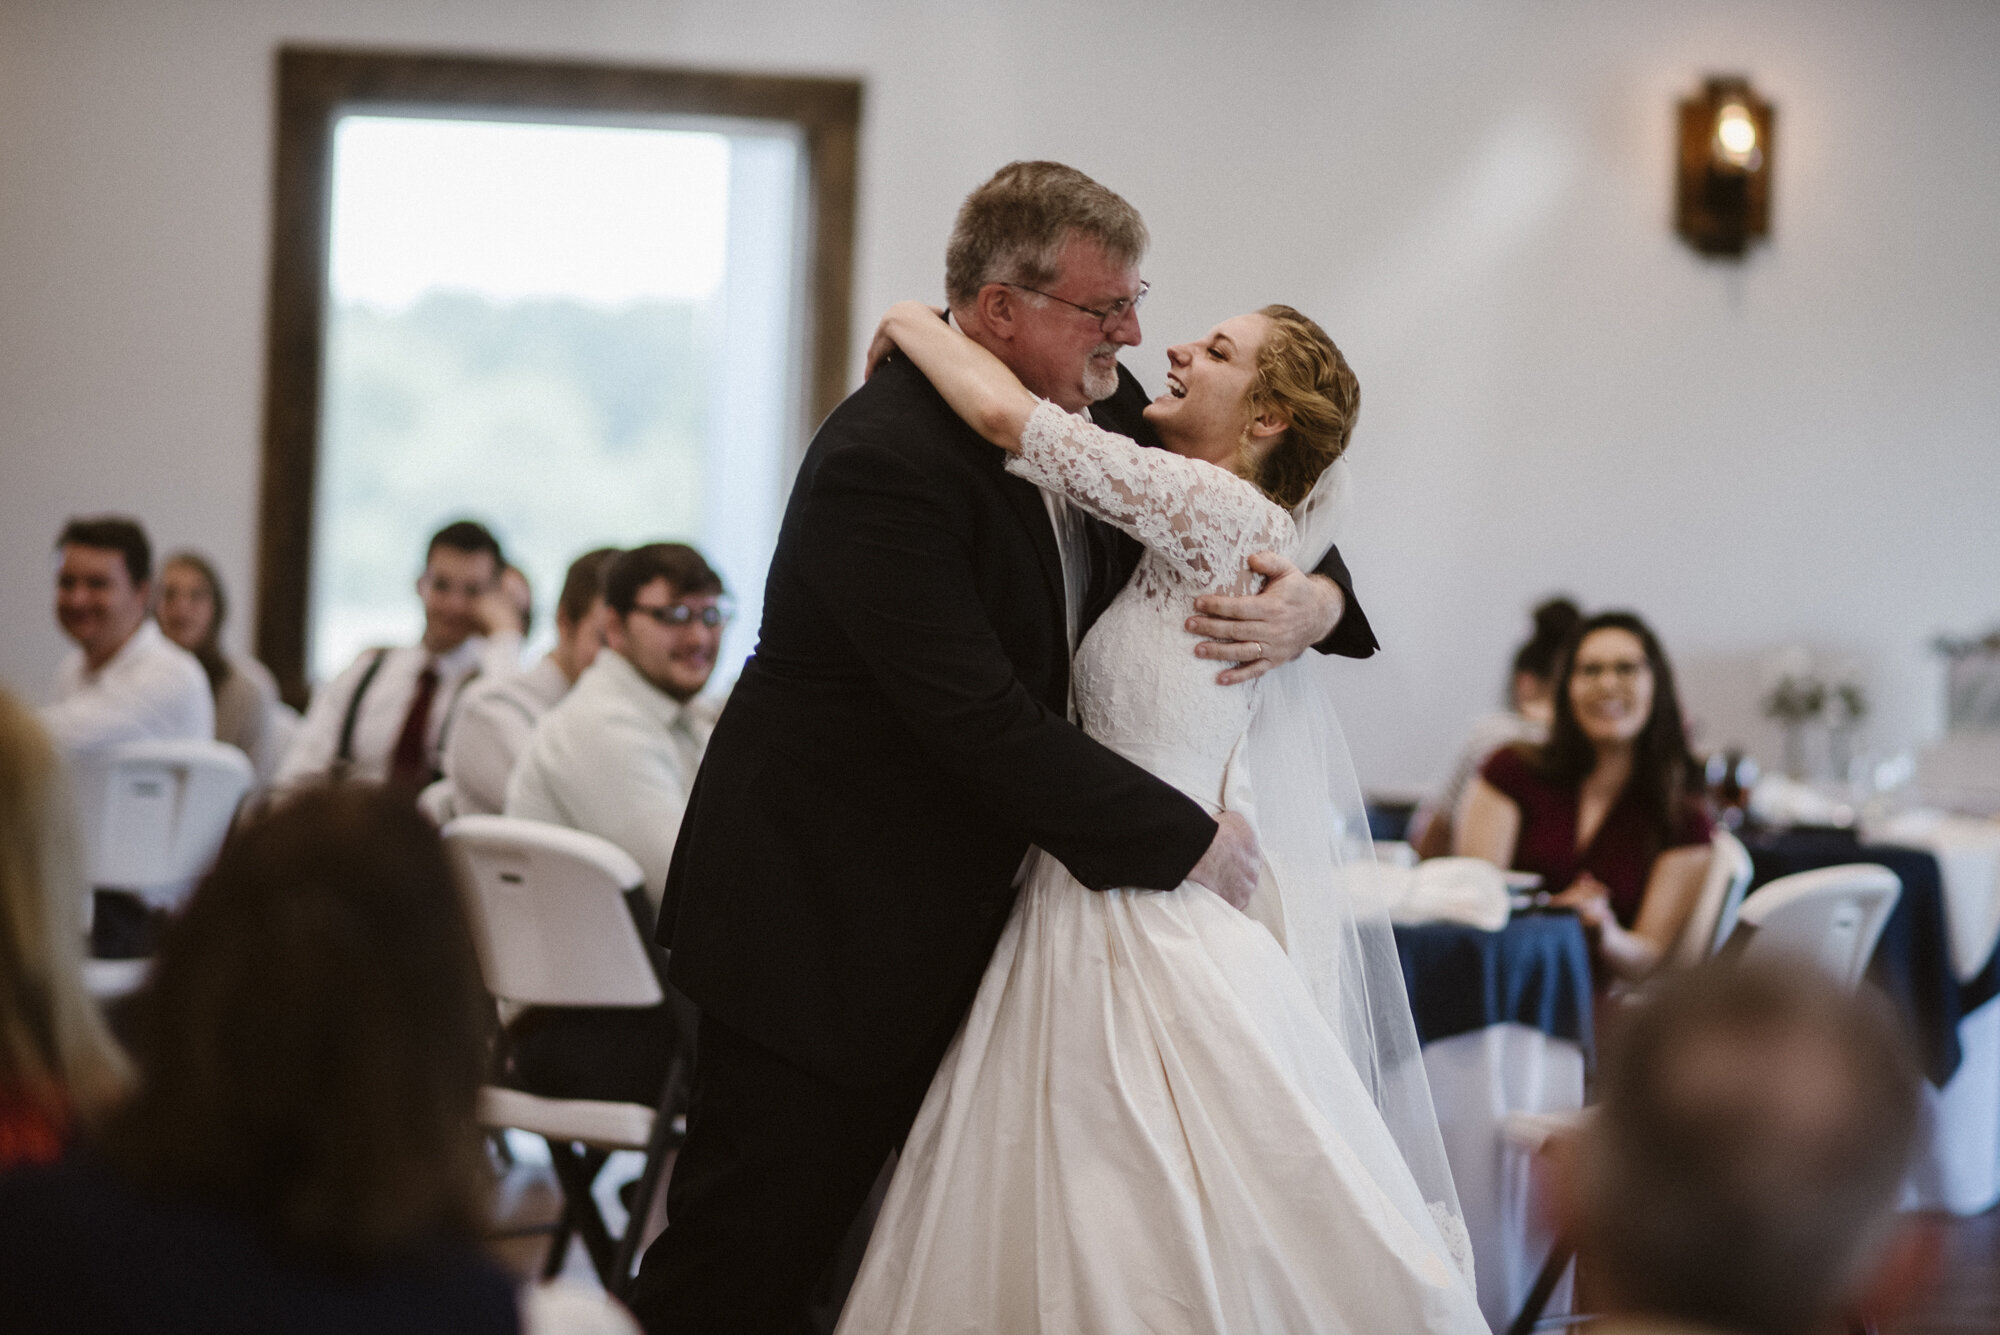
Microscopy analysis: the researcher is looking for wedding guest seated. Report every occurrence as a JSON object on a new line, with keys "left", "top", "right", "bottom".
{"left": 1411, "top": 596, "right": 1581, "bottom": 858}
{"left": 436, "top": 547, "right": 618, "bottom": 818}
{"left": 501, "top": 542, "right": 725, "bottom": 1106}
{"left": 1553, "top": 959, "right": 1933, "bottom": 1335}
{"left": 275, "top": 519, "right": 524, "bottom": 795}
{"left": 156, "top": 550, "right": 293, "bottom": 781}
{"left": 505, "top": 542, "right": 726, "bottom": 909}
{"left": 0, "top": 784, "right": 519, "bottom": 1333}
{"left": 1457, "top": 611, "right": 1712, "bottom": 986}
{"left": 499, "top": 561, "right": 534, "bottom": 643}
{"left": 41, "top": 516, "right": 212, "bottom": 757}
{"left": 0, "top": 690, "right": 131, "bottom": 1169}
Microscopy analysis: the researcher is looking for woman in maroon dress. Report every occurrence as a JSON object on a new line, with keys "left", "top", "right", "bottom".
{"left": 1457, "top": 611, "right": 1713, "bottom": 985}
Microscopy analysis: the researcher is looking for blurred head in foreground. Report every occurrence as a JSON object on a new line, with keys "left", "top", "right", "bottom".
{"left": 1563, "top": 959, "right": 1927, "bottom": 1335}
{"left": 101, "top": 783, "right": 492, "bottom": 1265}
{"left": 0, "top": 689, "right": 130, "bottom": 1161}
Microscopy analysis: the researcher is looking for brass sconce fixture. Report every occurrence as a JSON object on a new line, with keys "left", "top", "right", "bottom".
{"left": 1675, "top": 75, "right": 1774, "bottom": 258}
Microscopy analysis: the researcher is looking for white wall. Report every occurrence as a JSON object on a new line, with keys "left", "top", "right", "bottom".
{"left": 4, "top": 0, "right": 1996, "bottom": 793}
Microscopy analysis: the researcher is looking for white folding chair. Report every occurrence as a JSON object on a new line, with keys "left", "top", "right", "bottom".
{"left": 443, "top": 815, "right": 685, "bottom": 1299}
{"left": 1509, "top": 832, "right": 1751, "bottom": 1331}
{"left": 1669, "top": 829, "right": 1755, "bottom": 968}
{"left": 71, "top": 738, "right": 254, "bottom": 977}
{"left": 1500, "top": 1107, "right": 1591, "bottom": 1335}
{"left": 1734, "top": 863, "right": 1901, "bottom": 989}
{"left": 72, "top": 738, "right": 254, "bottom": 906}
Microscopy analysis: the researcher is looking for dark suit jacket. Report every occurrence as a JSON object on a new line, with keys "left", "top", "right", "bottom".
{"left": 662, "top": 357, "right": 1374, "bottom": 1090}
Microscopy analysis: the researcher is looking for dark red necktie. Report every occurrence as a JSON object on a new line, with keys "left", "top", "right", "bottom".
{"left": 388, "top": 663, "right": 440, "bottom": 790}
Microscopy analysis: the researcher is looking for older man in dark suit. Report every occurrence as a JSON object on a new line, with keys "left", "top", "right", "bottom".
{"left": 631, "top": 161, "right": 1377, "bottom": 1334}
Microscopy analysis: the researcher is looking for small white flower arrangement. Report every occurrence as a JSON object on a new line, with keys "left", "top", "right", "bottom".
{"left": 1761, "top": 648, "right": 1868, "bottom": 779}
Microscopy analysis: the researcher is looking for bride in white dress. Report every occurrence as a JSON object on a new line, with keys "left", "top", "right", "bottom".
{"left": 837, "top": 302, "right": 1485, "bottom": 1334}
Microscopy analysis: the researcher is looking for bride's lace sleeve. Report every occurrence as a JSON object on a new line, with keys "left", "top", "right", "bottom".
{"left": 1007, "top": 399, "right": 1294, "bottom": 587}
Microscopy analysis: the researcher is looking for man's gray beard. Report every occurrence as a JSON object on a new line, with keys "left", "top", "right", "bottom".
{"left": 1082, "top": 346, "right": 1120, "bottom": 402}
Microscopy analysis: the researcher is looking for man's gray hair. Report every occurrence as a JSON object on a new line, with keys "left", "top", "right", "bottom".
{"left": 1578, "top": 959, "right": 1921, "bottom": 1335}
{"left": 944, "top": 161, "right": 1148, "bottom": 308}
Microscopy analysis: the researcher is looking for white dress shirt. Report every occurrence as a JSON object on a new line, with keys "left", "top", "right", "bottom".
{"left": 274, "top": 631, "right": 521, "bottom": 790}
{"left": 441, "top": 654, "right": 573, "bottom": 816}
{"left": 505, "top": 649, "right": 721, "bottom": 911}
{"left": 42, "top": 619, "right": 214, "bottom": 756}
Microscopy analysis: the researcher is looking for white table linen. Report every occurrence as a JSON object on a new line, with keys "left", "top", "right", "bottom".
{"left": 1869, "top": 810, "right": 2000, "bottom": 982}
{"left": 1906, "top": 995, "right": 2000, "bottom": 1215}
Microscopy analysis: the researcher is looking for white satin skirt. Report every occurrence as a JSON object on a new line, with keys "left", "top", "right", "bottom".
{"left": 835, "top": 854, "right": 1486, "bottom": 1334}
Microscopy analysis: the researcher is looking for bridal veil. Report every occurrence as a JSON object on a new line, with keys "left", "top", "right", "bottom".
{"left": 1238, "top": 457, "right": 1474, "bottom": 1277}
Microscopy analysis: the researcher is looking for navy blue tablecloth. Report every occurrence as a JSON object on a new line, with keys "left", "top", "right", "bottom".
{"left": 1743, "top": 827, "right": 2000, "bottom": 1086}
{"left": 1393, "top": 912, "right": 1596, "bottom": 1067}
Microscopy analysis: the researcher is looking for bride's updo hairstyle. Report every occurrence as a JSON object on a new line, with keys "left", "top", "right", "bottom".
{"left": 1246, "top": 305, "right": 1360, "bottom": 510}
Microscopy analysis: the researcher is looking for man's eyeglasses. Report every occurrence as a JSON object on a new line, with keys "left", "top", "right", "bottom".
{"left": 1005, "top": 280, "right": 1149, "bottom": 333}
{"left": 632, "top": 598, "right": 735, "bottom": 629}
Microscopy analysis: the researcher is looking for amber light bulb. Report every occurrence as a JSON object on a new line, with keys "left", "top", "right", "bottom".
{"left": 1714, "top": 102, "right": 1761, "bottom": 169}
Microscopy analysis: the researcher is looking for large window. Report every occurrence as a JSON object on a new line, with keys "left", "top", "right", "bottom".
{"left": 257, "top": 50, "right": 860, "bottom": 701}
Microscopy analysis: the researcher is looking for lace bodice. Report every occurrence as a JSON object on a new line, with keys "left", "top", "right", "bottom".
{"left": 1008, "top": 400, "right": 1297, "bottom": 809}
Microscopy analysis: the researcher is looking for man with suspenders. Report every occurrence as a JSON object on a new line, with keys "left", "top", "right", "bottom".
{"left": 273, "top": 520, "right": 525, "bottom": 794}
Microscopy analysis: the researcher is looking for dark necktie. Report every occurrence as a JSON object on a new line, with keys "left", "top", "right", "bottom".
{"left": 388, "top": 663, "right": 440, "bottom": 790}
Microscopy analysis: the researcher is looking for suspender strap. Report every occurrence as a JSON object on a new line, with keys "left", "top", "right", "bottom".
{"left": 334, "top": 648, "right": 391, "bottom": 778}
{"left": 429, "top": 668, "right": 483, "bottom": 785}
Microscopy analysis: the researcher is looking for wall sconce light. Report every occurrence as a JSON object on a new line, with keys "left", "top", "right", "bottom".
{"left": 1675, "top": 75, "right": 1774, "bottom": 258}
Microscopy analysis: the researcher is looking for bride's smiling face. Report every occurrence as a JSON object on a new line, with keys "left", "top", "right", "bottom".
{"left": 1142, "top": 313, "right": 1275, "bottom": 468}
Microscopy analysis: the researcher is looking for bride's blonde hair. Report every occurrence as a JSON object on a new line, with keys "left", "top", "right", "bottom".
{"left": 1246, "top": 305, "right": 1359, "bottom": 509}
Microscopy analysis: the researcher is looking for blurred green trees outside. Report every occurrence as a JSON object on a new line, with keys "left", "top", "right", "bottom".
{"left": 313, "top": 291, "right": 709, "bottom": 678}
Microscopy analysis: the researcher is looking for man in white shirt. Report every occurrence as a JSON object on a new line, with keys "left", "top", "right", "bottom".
{"left": 507, "top": 542, "right": 727, "bottom": 913}
{"left": 275, "top": 519, "right": 524, "bottom": 794}
{"left": 43, "top": 516, "right": 213, "bottom": 756}
{"left": 44, "top": 516, "right": 215, "bottom": 958}
{"left": 500, "top": 541, "right": 727, "bottom": 1107}
{"left": 434, "top": 546, "right": 619, "bottom": 817}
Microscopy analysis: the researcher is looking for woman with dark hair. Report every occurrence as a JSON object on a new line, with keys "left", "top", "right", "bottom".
{"left": 1412, "top": 596, "right": 1583, "bottom": 858}
{"left": 1458, "top": 611, "right": 1714, "bottom": 985}
{"left": 0, "top": 784, "right": 519, "bottom": 1332}
{"left": 155, "top": 551, "right": 291, "bottom": 779}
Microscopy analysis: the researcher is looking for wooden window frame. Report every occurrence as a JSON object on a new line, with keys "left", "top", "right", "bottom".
{"left": 256, "top": 46, "right": 861, "bottom": 704}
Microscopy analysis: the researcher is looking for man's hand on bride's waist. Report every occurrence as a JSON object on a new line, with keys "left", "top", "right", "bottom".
{"left": 1187, "top": 811, "right": 1259, "bottom": 911}
{"left": 1186, "top": 553, "right": 1345, "bottom": 685}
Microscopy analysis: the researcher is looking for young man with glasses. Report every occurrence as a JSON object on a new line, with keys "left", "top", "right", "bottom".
{"left": 505, "top": 542, "right": 728, "bottom": 910}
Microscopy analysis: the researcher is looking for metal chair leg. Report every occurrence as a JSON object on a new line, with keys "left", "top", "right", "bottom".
{"left": 1507, "top": 1232, "right": 1576, "bottom": 1335}
{"left": 606, "top": 1051, "right": 693, "bottom": 1300}
{"left": 546, "top": 1141, "right": 619, "bottom": 1288}
{"left": 539, "top": 1213, "right": 576, "bottom": 1281}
